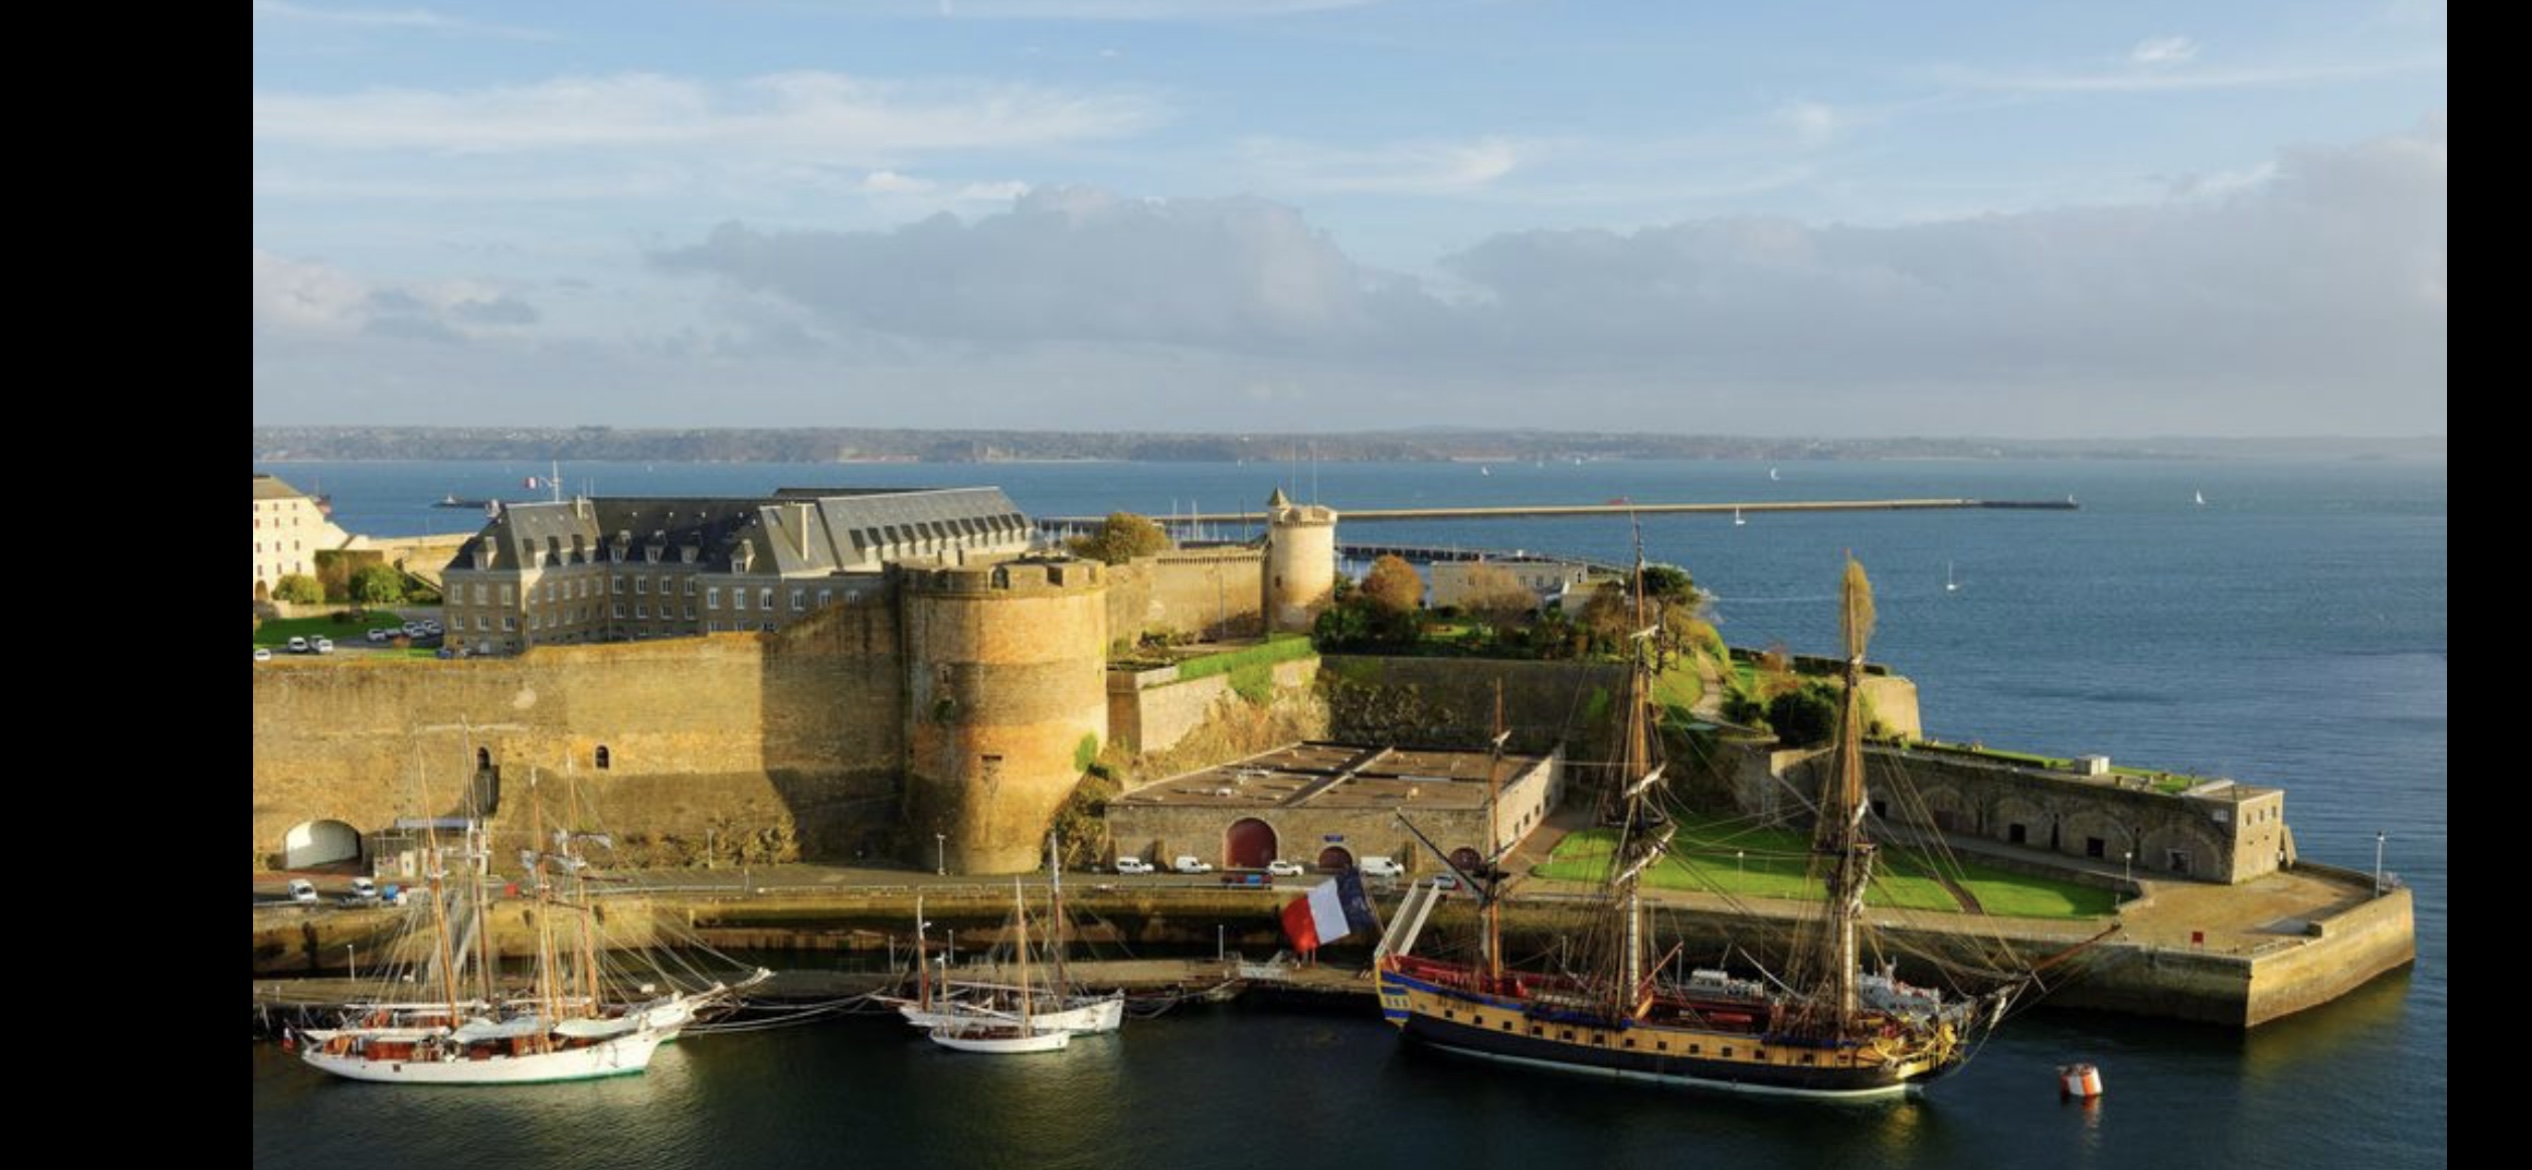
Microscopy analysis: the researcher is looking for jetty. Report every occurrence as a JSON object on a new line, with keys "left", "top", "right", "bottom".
{"left": 1040, "top": 496, "right": 2078, "bottom": 534}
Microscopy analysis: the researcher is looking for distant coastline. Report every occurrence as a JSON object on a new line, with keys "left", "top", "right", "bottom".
{"left": 251, "top": 425, "right": 2446, "bottom": 466}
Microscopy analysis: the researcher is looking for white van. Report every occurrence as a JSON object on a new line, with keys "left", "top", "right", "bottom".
{"left": 1112, "top": 857, "right": 1155, "bottom": 875}
{"left": 1359, "top": 856, "right": 1406, "bottom": 879}
{"left": 1171, "top": 855, "right": 1215, "bottom": 875}
{"left": 286, "top": 878, "right": 319, "bottom": 904}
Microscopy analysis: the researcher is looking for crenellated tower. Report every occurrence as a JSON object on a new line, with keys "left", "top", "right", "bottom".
{"left": 1260, "top": 487, "right": 1339, "bottom": 633}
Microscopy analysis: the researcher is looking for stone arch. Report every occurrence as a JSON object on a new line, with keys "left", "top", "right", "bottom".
{"left": 1992, "top": 796, "right": 2050, "bottom": 849}
{"left": 2139, "top": 822, "right": 2226, "bottom": 878}
{"left": 1912, "top": 785, "right": 1972, "bottom": 834}
{"left": 1226, "top": 818, "right": 1279, "bottom": 869}
{"left": 1316, "top": 845, "right": 1355, "bottom": 872}
{"left": 282, "top": 819, "right": 362, "bottom": 869}
{"left": 1449, "top": 846, "right": 1483, "bottom": 873}
{"left": 2062, "top": 809, "right": 2131, "bottom": 863}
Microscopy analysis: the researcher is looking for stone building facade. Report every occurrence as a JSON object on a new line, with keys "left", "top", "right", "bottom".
{"left": 253, "top": 473, "right": 350, "bottom": 599}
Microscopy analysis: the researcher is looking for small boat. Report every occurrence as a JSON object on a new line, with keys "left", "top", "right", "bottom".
{"left": 1733, "top": 507, "right": 1746, "bottom": 527}
{"left": 1946, "top": 562, "right": 1958, "bottom": 593}
{"left": 433, "top": 494, "right": 495, "bottom": 509}
{"left": 2194, "top": 490, "right": 2207, "bottom": 507}
{"left": 928, "top": 879, "right": 1073, "bottom": 1055}
{"left": 1769, "top": 467, "right": 1781, "bottom": 481}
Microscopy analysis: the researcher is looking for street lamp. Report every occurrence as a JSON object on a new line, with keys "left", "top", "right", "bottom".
{"left": 1735, "top": 850, "right": 1744, "bottom": 884}
{"left": 936, "top": 833, "right": 948, "bottom": 876}
{"left": 345, "top": 944, "right": 356, "bottom": 982}
{"left": 1217, "top": 924, "right": 1226, "bottom": 962}
{"left": 2122, "top": 851, "right": 2132, "bottom": 884}
{"left": 2374, "top": 831, "right": 2387, "bottom": 896}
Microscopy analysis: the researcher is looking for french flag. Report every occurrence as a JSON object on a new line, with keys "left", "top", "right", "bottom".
{"left": 1280, "top": 871, "right": 1383, "bottom": 954}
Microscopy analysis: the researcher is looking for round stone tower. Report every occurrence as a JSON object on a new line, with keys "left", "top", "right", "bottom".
{"left": 900, "top": 557, "right": 1110, "bottom": 874}
{"left": 1260, "top": 487, "right": 1338, "bottom": 633}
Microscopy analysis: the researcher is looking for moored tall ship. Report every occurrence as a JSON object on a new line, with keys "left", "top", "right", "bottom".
{"left": 1377, "top": 552, "right": 2044, "bottom": 1099}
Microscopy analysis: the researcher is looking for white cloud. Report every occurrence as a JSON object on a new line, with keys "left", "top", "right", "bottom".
{"left": 252, "top": 1, "right": 552, "bottom": 40}
{"left": 1773, "top": 101, "right": 1838, "bottom": 147}
{"left": 862, "top": 170, "right": 933, "bottom": 194}
{"left": 2130, "top": 36, "right": 2200, "bottom": 67}
{"left": 933, "top": 0, "right": 1381, "bottom": 18}
{"left": 1932, "top": 54, "right": 2438, "bottom": 93}
{"left": 253, "top": 71, "right": 1165, "bottom": 156}
{"left": 1234, "top": 135, "right": 1524, "bottom": 194}
{"left": 253, "top": 249, "right": 542, "bottom": 341}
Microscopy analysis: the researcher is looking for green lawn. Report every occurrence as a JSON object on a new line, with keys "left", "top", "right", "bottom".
{"left": 1539, "top": 814, "right": 2116, "bottom": 919}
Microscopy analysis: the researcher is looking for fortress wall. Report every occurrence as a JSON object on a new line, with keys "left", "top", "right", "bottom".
{"left": 1317, "top": 655, "right": 1627, "bottom": 759}
{"left": 251, "top": 593, "right": 905, "bottom": 867}
{"left": 1105, "top": 551, "right": 1268, "bottom": 644}
{"left": 1110, "top": 657, "right": 1321, "bottom": 756}
{"left": 902, "top": 563, "right": 1110, "bottom": 874}
{"left": 1858, "top": 675, "right": 1923, "bottom": 740}
{"left": 2242, "top": 879, "right": 2416, "bottom": 1026}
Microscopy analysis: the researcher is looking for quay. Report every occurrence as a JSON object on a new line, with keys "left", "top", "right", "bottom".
{"left": 253, "top": 852, "right": 2409, "bottom": 1030}
{"left": 1040, "top": 496, "right": 2079, "bottom": 533}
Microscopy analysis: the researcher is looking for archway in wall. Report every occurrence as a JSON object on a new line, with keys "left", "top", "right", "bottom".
{"left": 1316, "top": 845, "right": 1354, "bottom": 872}
{"left": 282, "top": 819, "right": 361, "bottom": 870}
{"left": 1449, "top": 846, "right": 1483, "bottom": 873}
{"left": 1226, "top": 819, "right": 1278, "bottom": 869}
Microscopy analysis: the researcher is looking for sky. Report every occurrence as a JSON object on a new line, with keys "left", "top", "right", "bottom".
{"left": 251, "top": 1, "right": 2447, "bottom": 438}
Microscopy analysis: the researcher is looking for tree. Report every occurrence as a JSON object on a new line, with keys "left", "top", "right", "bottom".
{"left": 272, "top": 573, "right": 323, "bottom": 605}
{"left": 1067, "top": 512, "right": 1171, "bottom": 564}
{"left": 1360, "top": 555, "right": 1425, "bottom": 615}
{"left": 350, "top": 564, "right": 408, "bottom": 606}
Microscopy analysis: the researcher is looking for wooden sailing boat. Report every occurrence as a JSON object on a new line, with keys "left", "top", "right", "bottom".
{"left": 1375, "top": 553, "right": 2032, "bottom": 1099}
{"left": 298, "top": 759, "right": 767, "bottom": 1084}
{"left": 883, "top": 837, "right": 1125, "bottom": 1034}
{"left": 928, "top": 879, "right": 1073, "bottom": 1054}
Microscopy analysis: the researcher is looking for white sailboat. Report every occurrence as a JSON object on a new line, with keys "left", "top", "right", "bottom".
{"left": 1733, "top": 507, "right": 1746, "bottom": 527}
{"left": 887, "top": 837, "right": 1124, "bottom": 1034}
{"left": 1945, "top": 562, "right": 1958, "bottom": 593}
{"left": 2194, "top": 489, "right": 2207, "bottom": 507}
{"left": 928, "top": 879, "right": 1073, "bottom": 1055}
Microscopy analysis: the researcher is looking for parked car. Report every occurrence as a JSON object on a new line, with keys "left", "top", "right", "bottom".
{"left": 1220, "top": 871, "right": 1270, "bottom": 887}
{"left": 312, "top": 637, "right": 335, "bottom": 654}
{"left": 287, "top": 636, "right": 310, "bottom": 654}
{"left": 367, "top": 628, "right": 392, "bottom": 643}
{"left": 1359, "top": 856, "right": 1406, "bottom": 879}
{"left": 1266, "top": 859, "right": 1305, "bottom": 877}
{"left": 1112, "top": 857, "right": 1155, "bottom": 875}
{"left": 1430, "top": 873, "right": 1463, "bottom": 891}
{"left": 1170, "top": 855, "right": 1216, "bottom": 875}
{"left": 286, "top": 879, "right": 319, "bottom": 904}
{"left": 339, "top": 877, "right": 380, "bottom": 906}
{"left": 253, "top": 647, "right": 273, "bottom": 662}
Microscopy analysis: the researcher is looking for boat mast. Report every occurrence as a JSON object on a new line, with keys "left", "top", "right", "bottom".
{"left": 1808, "top": 556, "right": 1879, "bottom": 1031}
{"left": 1046, "top": 834, "right": 1067, "bottom": 996}
{"left": 530, "top": 770, "right": 560, "bottom": 1049}
{"left": 914, "top": 893, "right": 930, "bottom": 1011}
{"left": 1013, "top": 878, "right": 1032, "bottom": 1033}
{"left": 422, "top": 821, "right": 467, "bottom": 1024}
{"left": 1482, "top": 681, "right": 1506, "bottom": 988}
{"left": 568, "top": 765, "right": 600, "bottom": 1017}
{"left": 1606, "top": 521, "right": 1667, "bottom": 1019}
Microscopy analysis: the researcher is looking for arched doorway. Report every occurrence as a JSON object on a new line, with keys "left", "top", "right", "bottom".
{"left": 1449, "top": 846, "right": 1482, "bottom": 873}
{"left": 1226, "top": 818, "right": 1278, "bottom": 869}
{"left": 283, "top": 819, "right": 361, "bottom": 869}
{"left": 1315, "top": 845, "right": 1354, "bottom": 872}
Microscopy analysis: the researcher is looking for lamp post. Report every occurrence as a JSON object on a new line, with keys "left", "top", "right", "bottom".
{"left": 345, "top": 945, "right": 356, "bottom": 982}
{"left": 2122, "top": 851, "right": 2132, "bottom": 884}
{"left": 936, "top": 833, "right": 947, "bottom": 877}
{"left": 2374, "top": 831, "right": 2387, "bottom": 896}
{"left": 1735, "top": 850, "right": 1744, "bottom": 885}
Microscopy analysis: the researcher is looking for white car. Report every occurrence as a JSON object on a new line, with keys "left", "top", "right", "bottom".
{"left": 253, "top": 647, "right": 273, "bottom": 662}
{"left": 1171, "top": 855, "right": 1216, "bottom": 875}
{"left": 287, "top": 636, "right": 310, "bottom": 654}
{"left": 1359, "top": 856, "right": 1406, "bottom": 879}
{"left": 1112, "top": 857, "right": 1155, "bottom": 875}
{"left": 1266, "top": 859, "right": 1305, "bottom": 877}
{"left": 286, "top": 879, "right": 319, "bottom": 904}
{"left": 312, "top": 637, "right": 335, "bottom": 654}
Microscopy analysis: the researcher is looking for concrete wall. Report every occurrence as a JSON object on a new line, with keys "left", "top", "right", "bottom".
{"left": 2241, "top": 868, "right": 2417, "bottom": 1026}
{"left": 252, "top": 593, "right": 906, "bottom": 869}
{"left": 1318, "top": 655, "right": 1628, "bottom": 759}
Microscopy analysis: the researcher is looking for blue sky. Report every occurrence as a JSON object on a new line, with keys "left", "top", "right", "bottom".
{"left": 252, "top": 1, "right": 2446, "bottom": 437}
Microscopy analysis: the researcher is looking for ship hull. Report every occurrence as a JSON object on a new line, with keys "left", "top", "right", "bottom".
{"left": 1381, "top": 969, "right": 1960, "bottom": 1100}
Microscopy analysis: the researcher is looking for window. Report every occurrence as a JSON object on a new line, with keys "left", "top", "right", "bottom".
{"left": 2086, "top": 837, "right": 2106, "bottom": 859}
{"left": 2007, "top": 824, "right": 2027, "bottom": 845}
{"left": 501, "top": 616, "right": 516, "bottom": 631}
{"left": 635, "top": 576, "right": 648, "bottom": 594}
{"left": 544, "top": 582, "right": 556, "bottom": 603}
{"left": 595, "top": 746, "right": 611, "bottom": 770}
{"left": 474, "top": 583, "right": 488, "bottom": 605}
{"left": 615, "top": 574, "right": 628, "bottom": 593}
{"left": 733, "top": 590, "right": 747, "bottom": 611}
{"left": 685, "top": 604, "right": 696, "bottom": 621}
{"left": 612, "top": 603, "right": 625, "bottom": 619}
{"left": 708, "top": 587, "right": 721, "bottom": 608}
{"left": 685, "top": 577, "right": 697, "bottom": 596}
{"left": 499, "top": 584, "right": 515, "bottom": 604}
{"left": 636, "top": 604, "right": 649, "bottom": 619}
{"left": 818, "top": 588, "right": 832, "bottom": 607}
{"left": 759, "top": 587, "right": 774, "bottom": 610}
{"left": 475, "top": 616, "right": 489, "bottom": 631}
{"left": 790, "top": 588, "right": 806, "bottom": 610}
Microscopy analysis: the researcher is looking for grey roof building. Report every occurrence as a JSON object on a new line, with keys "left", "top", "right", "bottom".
{"left": 441, "top": 487, "right": 1036, "bottom": 654}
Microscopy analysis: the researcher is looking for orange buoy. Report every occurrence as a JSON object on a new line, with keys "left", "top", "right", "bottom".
{"left": 2058, "top": 1062, "right": 2104, "bottom": 1099}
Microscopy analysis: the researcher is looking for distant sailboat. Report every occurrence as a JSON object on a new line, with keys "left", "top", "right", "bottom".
{"left": 2193, "top": 490, "right": 2207, "bottom": 507}
{"left": 1733, "top": 507, "right": 1746, "bottom": 527}
{"left": 1481, "top": 466, "right": 1492, "bottom": 477}
{"left": 1945, "top": 562, "right": 1959, "bottom": 593}
{"left": 1769, "top": 467, "right": 1781, "bottom": 481}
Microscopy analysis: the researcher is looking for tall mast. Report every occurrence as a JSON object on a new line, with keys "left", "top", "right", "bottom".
{"left": 568, "top": 760, "right": 600, "bottom": 1017}
{"left": 1046, "top": 834, "right": 1067, "bottom": 995}
{"left": 530, "top": 769, "right": 559, "bottom": 1049}
{"left": 1482, "top": 681, "right": 1506, "bottom": 987}
{"left": 1606, "top": 519, "right": 1667, "bottom": 1019}
{"left": 423, "top": 822, "right": 466, "bottom": 1023}
{"left": 1013, "top": 878, "right": 1032, "bottom": 1032}
{"left": 1808, "top": 556, "right": 1879, "bottom": 1030}
{"left": 914, "top": 893, "right": 930, "bottom": 1011}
